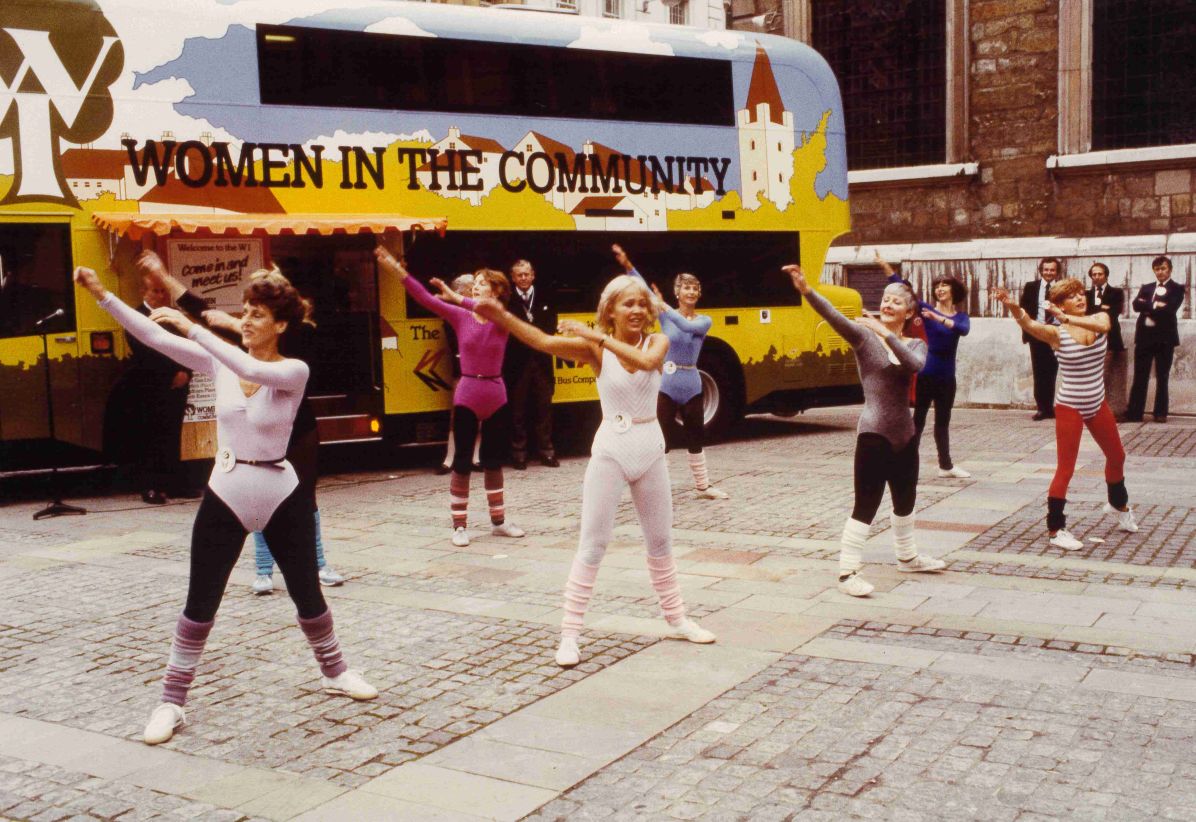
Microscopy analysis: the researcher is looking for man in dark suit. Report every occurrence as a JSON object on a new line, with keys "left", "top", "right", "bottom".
{"left": 505, "top": 259, "right": 559, "bottom": 469}
{"left": 1019, "top": 257, "right": 1061, "bottom": 420}
{"left": 1126, "top": 255, "right": 1186, "bottom": 423}
{"left": 1085, "top": 262, "right": 1125, "bottom": 354}
{"left": 111, "top": 272, "right": 193, "bottom": 503}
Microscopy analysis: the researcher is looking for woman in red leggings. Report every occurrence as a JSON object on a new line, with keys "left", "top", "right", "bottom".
{"left": 994, "top": 278, "right": 1139, "bottom": 550}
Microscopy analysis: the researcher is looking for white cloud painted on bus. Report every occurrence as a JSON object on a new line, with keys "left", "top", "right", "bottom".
{"left": 567, "top": 24, "right": 674, "bottom": 56}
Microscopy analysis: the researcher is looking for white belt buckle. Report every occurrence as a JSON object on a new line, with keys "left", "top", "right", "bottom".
{"left": 663, "top": 361, "right": 677, "bottom": 375}
{"left": 613, "top": 414, "right": 631, "bottom": 433}
{"left": 216, "top": 446, "right": 236, "bottom": 473}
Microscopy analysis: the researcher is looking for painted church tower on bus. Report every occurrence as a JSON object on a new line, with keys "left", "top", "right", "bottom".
{"left": 737, "top": 44, "right": 794, "bottom": 211}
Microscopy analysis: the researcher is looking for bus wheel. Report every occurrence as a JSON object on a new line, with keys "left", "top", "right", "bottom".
{"left": 697, "top": 348, "right": 742, "bottom": 441}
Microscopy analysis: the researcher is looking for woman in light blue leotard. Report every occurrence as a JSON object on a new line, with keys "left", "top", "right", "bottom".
{"left": 615, "top": 245, "right": 728, "bottom": 500}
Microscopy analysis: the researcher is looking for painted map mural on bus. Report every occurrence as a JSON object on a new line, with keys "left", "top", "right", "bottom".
{"left": 0, "top": 0, "right": 849, "bottom": 232}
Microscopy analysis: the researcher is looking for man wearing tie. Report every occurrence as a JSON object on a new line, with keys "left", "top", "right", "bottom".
{"left": 1086, "top": 262, "right": 1126, "bottom": 409}
{"left": 504, "top": 259, "right": 559, "bottom": 469}
{"left": 1126, "top": 255, "right": 1186, "bottom": 423}
{"left": 1019, "top": 257, "right": 1061, "bottom": 420}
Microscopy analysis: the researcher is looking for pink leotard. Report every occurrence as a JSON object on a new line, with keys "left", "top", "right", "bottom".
{"left": 99, "top": 294, "right": 308, "bottom": 531}
{"left": 401, "top": 276, "right": 509, "bottom": 419}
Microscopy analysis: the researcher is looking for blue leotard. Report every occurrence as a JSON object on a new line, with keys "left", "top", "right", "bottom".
{"left": 628, "top": 267, "right": 712, "bottom": 404}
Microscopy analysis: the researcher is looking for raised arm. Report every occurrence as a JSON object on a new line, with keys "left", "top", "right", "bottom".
{"left": 556, "top": 319, "right": 668, "bottom": 373}
{"left": 472, "top": 298, "right": 597, "bottom": 367}
{"left": 660, "top": 305, "right": 712, "bottom": 337}
{"left": 76, "top": 267, "right": 215, "bottom": 375}
{"left": 185, "top": 324, "right": 308, "bottom": 391}
{"left": 1046, "top": 302, "right": 1110, "bottom": 334}
{"left": 994, "top": 287, "right": 1059, "bottom": 348}
{"left": 784, "top": 265, "right": 867, "bottom": 346}
{"left": 374, "top": 246, "right": 468, "bottom": 325}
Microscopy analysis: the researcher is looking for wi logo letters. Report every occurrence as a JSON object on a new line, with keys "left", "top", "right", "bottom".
{"left": 0, "top": 2, "right": 124, "bottom": 207}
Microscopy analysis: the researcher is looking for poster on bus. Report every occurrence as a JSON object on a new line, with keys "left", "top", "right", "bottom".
{"left": 167, "top": 238, "right": 263, "bottom": 424}
{"left": 166, "top": 238, "right": 263, "bottom": 313}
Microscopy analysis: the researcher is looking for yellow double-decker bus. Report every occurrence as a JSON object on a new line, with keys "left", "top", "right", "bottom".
{"left": 0, "top": 0, "right": 859, "bottom": 469}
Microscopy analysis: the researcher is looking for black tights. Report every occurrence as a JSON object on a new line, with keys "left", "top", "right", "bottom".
{"left": 451, "top": 404, "right": 511, "bottom": 474}
{"left": 913, "top": 375, "right": 957, "bottom": 470}
{"left": 852, "top": 433, "right": 919, "bottom": 523}
{"left": 185, "top": 488, "right": 326, "bottom": 622}
{"left": 658, "top": 393, "right": 704, "bottom": 454}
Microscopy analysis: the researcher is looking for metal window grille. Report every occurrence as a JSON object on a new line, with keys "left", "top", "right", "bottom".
{"left": 1093, "top": 0, "right": 1196, "bottom": 150}
{"left": 603, "top": 0, "right": 621, "bottom": 17}
{"left": 669, "top": 2, "right": 688, "bottom": 26}
{"left": 811, "top": 0, "right": 946, "bottom": 170}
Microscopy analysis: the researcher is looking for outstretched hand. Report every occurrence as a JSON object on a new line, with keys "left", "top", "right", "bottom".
{"left": 611, "top": 244, "right": 632, "bottom": 271}
{"left": 373, "top": 246, "right": 408, "bottom": 279}
{"left": 429, "top": 277, "right": 461, "bottom": 304}
{"left": 1044, "top": 302, "right": 1065, "bottom": 321}
{"left": 73, "top": 266, "right": 106, "bottom": 299}
{"left": 872, "top": 249, "right": 894, "bottom": 275}
{"left": 557, "top": 318, "right": 594, "bottom": 339}
{"left": 991, "top": 287, "right": 1016, "bottom": 309}
{"left": 472, "top": 296, "right": 503, "bottom": 321}
{"left": 149, "top": 306, "right": 195, "bottom": 336}
{"left": 855, "top": 314, "right": 889, "bottom": 336}
{"left": 782, "top": 264, "right": 811, "bottom": 295}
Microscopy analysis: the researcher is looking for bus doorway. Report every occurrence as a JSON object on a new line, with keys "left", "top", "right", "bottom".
{"left": 269, "top": 234, "right": 382, "bottom": 442}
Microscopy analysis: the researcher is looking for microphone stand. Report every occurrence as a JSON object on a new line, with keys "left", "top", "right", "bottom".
{"left": 33, "top": 309, "right": 86, "bottom": 520}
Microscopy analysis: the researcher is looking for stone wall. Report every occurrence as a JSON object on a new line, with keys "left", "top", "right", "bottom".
{"left": 839, "top": 0, "right": 1196, "bottom": 245}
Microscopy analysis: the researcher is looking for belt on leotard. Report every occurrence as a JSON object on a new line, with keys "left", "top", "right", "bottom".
{"left": 603, "top": 414, "right": 657, "bottom": 433}
{"left": 216, "top": 446, "right": 286, "bottom": 473}
{"left": 461, "top": 374, "right": 502, "bottom": 381}
{"left": 663, "top": 361, "right": 696, "bottom": 375}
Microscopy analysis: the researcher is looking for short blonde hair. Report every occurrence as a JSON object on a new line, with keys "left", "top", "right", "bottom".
{"left": 674, "top": 272, "right": 701, "bottom": 295}
{"left": 1048, "top": 277, "right": 1085, "bottom": 305}
{"left": 595, "top": 275, "right": 657, "bottom": 335}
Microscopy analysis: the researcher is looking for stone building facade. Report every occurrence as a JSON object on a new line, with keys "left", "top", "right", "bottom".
{"left": 733, "top": 0, "right": 1196, "bottom": 414}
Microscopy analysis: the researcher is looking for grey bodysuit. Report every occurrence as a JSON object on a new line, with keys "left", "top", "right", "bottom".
{"left": 804, "top": 288, "right": 927, "bottom": 448}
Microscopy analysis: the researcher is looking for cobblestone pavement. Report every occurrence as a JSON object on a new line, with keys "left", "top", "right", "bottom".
{"left": 2, "top": 408, "right": 1196, "bottom": 821}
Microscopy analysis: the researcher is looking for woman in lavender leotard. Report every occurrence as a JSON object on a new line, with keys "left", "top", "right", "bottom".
{"left": 374, "top": 246, "right": 525, "bottom": 547}
{"left": 783, "top": 264, "right": 947, "bottom": 597}
{"left": 614, "top": 245, "right": 729, "bottom": 500}
{"left": 74, "top": 265, "right": 376, "bottom": 747}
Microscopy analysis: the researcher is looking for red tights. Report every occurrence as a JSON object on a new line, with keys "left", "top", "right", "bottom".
{"left": 1049, "top": 402, "right": 1125, "bottom": 500}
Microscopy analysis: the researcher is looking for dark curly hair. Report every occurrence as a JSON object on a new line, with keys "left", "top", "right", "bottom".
{"left": 931, "top": 276, "right": 968, "bottom": 306}
{"left": 243, "top": 267, "right": 306, "bottom": 327}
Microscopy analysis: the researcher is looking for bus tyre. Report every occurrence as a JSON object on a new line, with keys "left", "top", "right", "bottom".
{"left": 697, "top": 349, "right": 742, "bottom": 442}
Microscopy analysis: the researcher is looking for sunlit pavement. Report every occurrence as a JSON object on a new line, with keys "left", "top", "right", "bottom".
{"left": 2, "top": 408, "right": 1195, "bottom": 821}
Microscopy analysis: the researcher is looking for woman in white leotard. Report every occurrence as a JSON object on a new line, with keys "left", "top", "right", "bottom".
{"left": 474, "top": 275, "right": 716, "bottom": 668}
{"left": 74, "top": 266, "right": 377, "bottom": 746}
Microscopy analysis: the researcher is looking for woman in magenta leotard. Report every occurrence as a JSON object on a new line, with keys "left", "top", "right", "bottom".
{"left": 374, "top": 246, "right": 525, "bottom": 547}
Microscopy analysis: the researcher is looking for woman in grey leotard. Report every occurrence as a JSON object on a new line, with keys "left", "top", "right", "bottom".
{"left": 784, "top": 265, "right": 947, "bottom": 597}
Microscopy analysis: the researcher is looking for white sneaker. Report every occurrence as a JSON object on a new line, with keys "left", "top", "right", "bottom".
{"left": 318, "top": 567, "right": 345, "bottom": 586}
{"left": 898, "top": 555, "right": 947, "bottom": 573}
{"left": 451, "top": 527, "right": 470, "bottom": 547}
{"left": 837, "top": 573, "right": 874, "bottom": 597}
{"left": 252, "top": 574, "right": 273, "bottom": 595}
{"left": 1049, "top": 529, "right": 1084, "bottom": 551}
{"left": 698, "top": 486, "right": 730, "bottom": 500}
{"left": 555, "top": 636, "right": 580, "bottom": 668}
{"left": 1102, "top": 503, "right": 1139, "bottom": 533}
{"left": 670, "top": 617, "right": 716, "bottom": 644}
{"left": 143, "top": 703, "right": 185, "bottom": 745}
{"left": 322, "top": 670, "right": 378, "bottom": 700}
{"left": 491, "top": 521, "right": 526, "bottom": 538}
{"left": 937, "top": 466, "right": 971, "bottom": 479}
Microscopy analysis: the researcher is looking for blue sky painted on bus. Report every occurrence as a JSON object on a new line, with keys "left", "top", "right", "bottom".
{"left": 130, "top": 5, "right": 847, "bottom": 201}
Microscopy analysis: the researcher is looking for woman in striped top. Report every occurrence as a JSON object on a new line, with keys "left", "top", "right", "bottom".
{"left": 994, "top": 279, "right": 1138, "bottom": 551}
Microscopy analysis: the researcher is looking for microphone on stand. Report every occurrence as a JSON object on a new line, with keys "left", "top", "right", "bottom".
{"left": 34, "top": 308, "right": 65, "bottom": 327}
